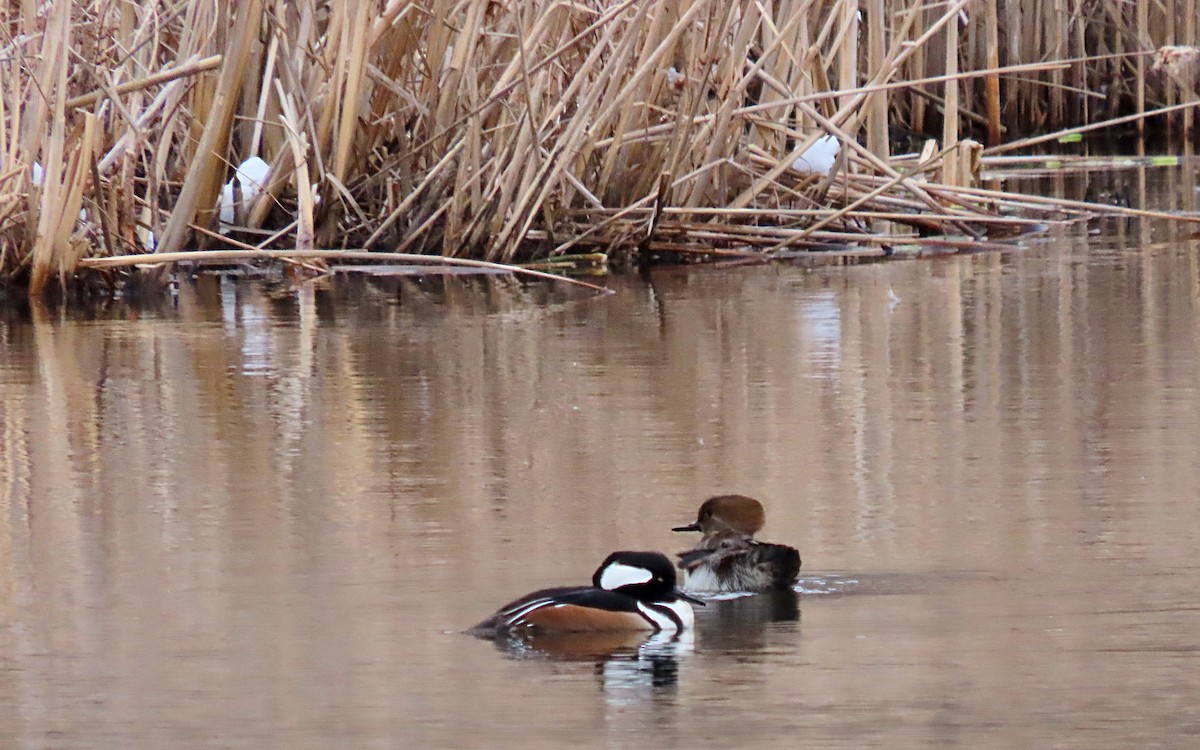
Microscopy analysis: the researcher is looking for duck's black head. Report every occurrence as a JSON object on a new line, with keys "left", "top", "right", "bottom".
{"left": 592, "top": 551, "right": 703, "bottom": 605}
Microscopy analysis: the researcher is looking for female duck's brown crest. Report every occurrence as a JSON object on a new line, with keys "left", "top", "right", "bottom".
{"left": 673, "top": 494, "right": 766, "bottom": 538}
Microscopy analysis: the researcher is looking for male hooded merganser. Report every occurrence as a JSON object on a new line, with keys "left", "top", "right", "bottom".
{"left": 673, "top": 495, "right": 801, "bottom": 593}
{"left": 469, "top": 551, "right": 704, "bottom": 637}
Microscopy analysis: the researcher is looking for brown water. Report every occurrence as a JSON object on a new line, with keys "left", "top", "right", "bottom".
{"left": 3, "top": 166, "right": 1200, "bottom": 747}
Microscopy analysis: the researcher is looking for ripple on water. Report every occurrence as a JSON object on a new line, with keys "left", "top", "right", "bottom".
{"left": 688, "top": 571, "right": 978, "bottom": 601}
{"left": 795, "top": 574, "right": 862, "bottom": 596}
{"left": 795, "top": 571, "right": 996, "bottom": 597}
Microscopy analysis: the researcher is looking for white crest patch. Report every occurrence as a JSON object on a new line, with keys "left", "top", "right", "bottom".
{"left": 598, "top": 562, "right": 653, "bottom": 591}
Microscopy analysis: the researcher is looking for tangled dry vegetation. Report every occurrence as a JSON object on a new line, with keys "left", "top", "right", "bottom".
{"left": 2, "top": 1, "right": 1200, "bottom": 295}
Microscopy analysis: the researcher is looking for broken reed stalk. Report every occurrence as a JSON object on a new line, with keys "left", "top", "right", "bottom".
{"left": 941, "top": 4, "right": 961, "bottom": 188}
{"left": 4, "top": 1, "right": 1200, "bottom": 295}
{"left": 26, "top": 0, "right": 71, "bottom": 296}
{"left": 1138, "top": 1, "right": 1149, "bottom": 137}
{"left": 985, "top": 99, "right": 1200, "bottom": 155}
{"left": 982, "top": 0, "right": 1002, "bottom": 146}
{"left": 64, "top": 55, "right": 224, "bottom": 110}
{"left": 78, "top": 249, "right": 614, "bottom": 295}
{"left": 1189, "top": 0, "right": 1198, "bottom": 133}
{"left": 865, "top": 0, "right": 889, "bottom": 160}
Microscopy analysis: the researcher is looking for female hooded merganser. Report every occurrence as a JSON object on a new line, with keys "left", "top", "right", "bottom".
{"left": 673, "top": 495, "right": 802, "bottom": 593}
{"left": 470, "top": 551, "right": 703, "bottom": 637}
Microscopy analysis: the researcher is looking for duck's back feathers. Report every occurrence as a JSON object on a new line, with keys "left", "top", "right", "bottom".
{"left": 469, "top": 586, "right": 648, "bottom": 635}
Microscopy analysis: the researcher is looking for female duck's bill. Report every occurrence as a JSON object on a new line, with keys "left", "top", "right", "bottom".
{"left": 469, "top": 551, "right": 704, "bottom": 637}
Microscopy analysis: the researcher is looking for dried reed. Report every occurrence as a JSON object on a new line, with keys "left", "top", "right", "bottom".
{"left": 3, "top": 1, "right": 1200, "bottom": 294}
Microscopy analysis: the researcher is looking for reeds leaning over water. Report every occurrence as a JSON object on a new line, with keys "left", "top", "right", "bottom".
{"left": 2, "top": 1, "right": 1199, "bottom": 295}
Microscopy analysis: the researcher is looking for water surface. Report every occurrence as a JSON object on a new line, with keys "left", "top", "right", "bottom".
{"left": 2, "top": 164, "right": 1200, "bottom": 747}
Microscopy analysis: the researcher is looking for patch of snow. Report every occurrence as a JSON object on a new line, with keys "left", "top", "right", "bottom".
{"left": 139, "top": 228, "right": 157, "bottom": 253}
{"left": 219, "top": 156, "right": 271, "bottom": 233}
{"left": 792, "top": 135, "right": 840, "bottom": 175}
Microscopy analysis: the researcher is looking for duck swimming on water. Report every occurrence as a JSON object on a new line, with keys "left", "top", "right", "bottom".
{"left": 469, "top": 551, "right": 703, "bottom": 636}
{"left": 672, "top": 495, "right": 801, "bottom": 593}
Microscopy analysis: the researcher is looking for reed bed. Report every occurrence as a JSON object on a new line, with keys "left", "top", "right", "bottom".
{"left": 2, "top": 1, "right": 1200, "bottom": 295}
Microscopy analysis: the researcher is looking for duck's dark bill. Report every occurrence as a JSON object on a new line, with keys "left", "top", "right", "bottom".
{"left": 672, "top": 523, "right": 700, "bottom": 532}
{"left": 675, "top": 588, "right": 706, "bottom": 605}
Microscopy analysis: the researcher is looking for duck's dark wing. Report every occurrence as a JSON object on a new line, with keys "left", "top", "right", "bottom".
{"left": 676, "top": 536, "right": 754, "bottom": 571}
{"left": 676, "top": 540, "right": 801, "bottom": 589}
{"left": 469, "top": 586, "right": 647, "bottom": 636}
{"left": 676, "top": 547, "right": 718, "bottom": 569}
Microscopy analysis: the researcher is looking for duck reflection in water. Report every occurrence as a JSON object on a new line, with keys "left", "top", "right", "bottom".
{"left": 489, "top": 628, "right": 694, "bottom": 697}
{"left": 694, "top": 589, "right": 800, "bottom": 651}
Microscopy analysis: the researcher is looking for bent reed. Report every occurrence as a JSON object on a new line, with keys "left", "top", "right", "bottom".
{"left": 2, "top": 1, "right": 1199, "bottom": 295}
